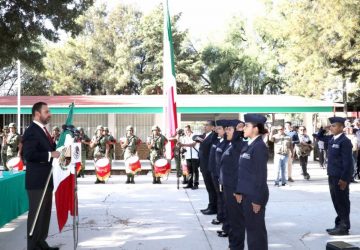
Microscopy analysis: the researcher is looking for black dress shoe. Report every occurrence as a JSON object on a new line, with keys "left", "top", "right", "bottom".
{"left": 216, "top": 230, "right": 223, "bottom": 234}
{"left": 191, "top": 185, "right": 199, "bottom": 190}
{"left": 218, "top": 231, "right": 228, "bottom": 237}
{"left": 183, "top": 185, "right": 193, "bottom": 189}
{"left": 328, "top": 228, "right": 349, "bottom": 235}
{"left": 200, "top": 208, "right": 210, "bottom": 213}
{"left": 202, "top": 209, "right": 217, "bottom": 215}
{"left": 326, "top": 226, "right": 337, "bottom": 232}
{"left": 211, "top": 219, "right": 221, "bottom": 225}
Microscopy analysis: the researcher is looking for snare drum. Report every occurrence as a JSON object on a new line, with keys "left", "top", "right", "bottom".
{"left": 95, "top": 157, "right": 111, "bottom": 181}
{"left": 154, "top": 158, "right": 170, "bottom": 177}
{"left": 125, "top": 156, "right": 142, "bottom": 174}
{"left": 7, "top": 157, "right": 24, "bottom": 171}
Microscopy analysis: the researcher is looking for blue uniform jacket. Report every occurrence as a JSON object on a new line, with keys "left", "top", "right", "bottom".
{"left": 208, "top": 137, "right": 220, "bottom": 175}
{"left": 219, "top": 133, "right": 246, "bottom": 187}
{"left": 214, "top": 139, "right": 229, "bottom": 177}
{"left": 236, "top": 136, "right": 269, "bottom": 206}
{"left": 317, "top": 129, "right": 353, "bottom": 181}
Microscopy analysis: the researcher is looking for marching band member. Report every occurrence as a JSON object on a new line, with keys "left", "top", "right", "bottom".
{"left": 51, "top": 126, "right": 60, "bottom": 145}
{"left": 1, "top": 125, "right": 9, "bottom": 170}
{"left": 90, "top": 125, "right": 109, "bottom": 184}
{"left": 104, "top": 127, "right": 116, "bottom": 176}
{"left": 121, "top": 125, "right": 140, "bottom": 184}
{"left": 147, "top": 125, "right": 168, "bottom": 184}
{"left": 6, "top": 123, "right": 22, "bottom": 163}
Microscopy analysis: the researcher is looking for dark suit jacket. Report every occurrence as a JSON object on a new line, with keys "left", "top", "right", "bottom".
{"left": 198, "top": 131, "right": 216, "bottom": 172}
{"left": 23, "top": 122, "right": 56, "bottom": 190}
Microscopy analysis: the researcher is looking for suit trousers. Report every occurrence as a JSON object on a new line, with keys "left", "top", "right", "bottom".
{"left": 242, "top": 195, "right": 268, "bottom": 250}
{"left": 27, "top": 189, "right": 53, "bottom": 250}
{"left": 201, "top": 169, "right": 217, "bottom": 210}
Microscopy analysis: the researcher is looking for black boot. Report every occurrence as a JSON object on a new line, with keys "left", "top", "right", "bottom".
{"left": 130, "top": 175, "right": 135, "bottom": 184}
{"left": 125, "top": 175, "right": 130, "bottom": 184}
{"left": 182, "top": 175, "right": 188, "bottom": 184}
{"left": 153, "top": 177, "right": 157, "bottom": 184}
{"left": 156, "top": 177, "right": 162, "bottom": 184}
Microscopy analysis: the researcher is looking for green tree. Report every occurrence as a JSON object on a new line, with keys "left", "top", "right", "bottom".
{"left": 0, "top": 0, "right": 93, "bottom": 69}
{"left": 257, "top": 0, "right": 360, "bottom": 98}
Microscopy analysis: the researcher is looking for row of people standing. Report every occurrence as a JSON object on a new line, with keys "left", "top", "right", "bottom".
{"left": 195, "top": 115, "right": 270, "bottom": 250}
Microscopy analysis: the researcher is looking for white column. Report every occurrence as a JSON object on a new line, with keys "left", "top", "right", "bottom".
{"left": 16, "top": 60, "right": 21, "bottom": 132}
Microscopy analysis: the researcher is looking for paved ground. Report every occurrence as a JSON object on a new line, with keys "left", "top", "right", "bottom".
{"left": 1, "top": 161, "right": 360, "bottom": 250}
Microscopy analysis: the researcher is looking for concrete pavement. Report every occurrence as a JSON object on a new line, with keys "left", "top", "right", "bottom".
{"left": 1, "top": 161, "right": 360, "bottom": 250}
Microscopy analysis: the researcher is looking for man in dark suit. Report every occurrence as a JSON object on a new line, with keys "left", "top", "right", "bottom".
{"left": 196, "top": 120, "right": 218, "bottom": 215}
{"left": 23, "top": 102, "right": 60, "bottom": 250}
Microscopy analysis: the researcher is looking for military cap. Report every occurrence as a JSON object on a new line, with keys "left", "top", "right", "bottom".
{"left": 104, "top": 127, "right": 109, "bottom": 131}
{"left": 126, "top": 125, "right": 134, "bottom": 131}
{"left": 205, "top": 120, "right": 216, "bottom": 127}
{"left": 96, "top": 125, "right": 104, "bottom": 130}
{"left": 8, "top": 123, "right": 16, "bottom": 128}
{"left": 77, "top": 127, "right": 84, "bottom": 131}
{"left": 52, "top": 126, "right": 60, "bottom": 131}
{"left": 244, "top": 114, "right": 267, "bottom": 124}
{"left": 215, "top": 119, "right": 228, "bottom": 127}
{"left": 329, "top": 117, "right": 346, "bottom": 125}
{"left": 227, "top": 119, "right": 241, "bottom": 128}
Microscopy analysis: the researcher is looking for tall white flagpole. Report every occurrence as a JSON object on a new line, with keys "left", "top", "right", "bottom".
{"left": 17, "top": 60, "right": 21, "bottom": 131}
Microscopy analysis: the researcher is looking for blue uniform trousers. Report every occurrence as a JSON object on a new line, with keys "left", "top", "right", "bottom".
{"left": 223, "top": 185, "right": 245, "bottom": 250}
{"left": 242, "top": 195, "right": 268, "bottom": 250}
{"left": 211, "top": 174, "right": 230, "bottom": 233}
{"left": 328, "top": 176, "right": 351, "bottom": 229}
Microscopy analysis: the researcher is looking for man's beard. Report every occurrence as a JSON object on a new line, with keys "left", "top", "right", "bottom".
{"left": 40, "top": 116, "right": 50, "bottom": 125}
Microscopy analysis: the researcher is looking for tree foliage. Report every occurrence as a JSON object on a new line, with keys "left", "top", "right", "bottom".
{"left": 257, "top": 0, "right": 360, "bottom": 98}
{"left": 42, "top": 4, "right": 205, "bottom": 95}
{"left": 0, "top": 0, "right": 93, "bottom": 69}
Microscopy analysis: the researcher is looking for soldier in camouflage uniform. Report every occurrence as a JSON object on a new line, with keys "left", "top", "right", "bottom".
{"left": 147, "top": 125, "right": 168, "bottom": 184}
{"left": 0, "top": 126, "right": 9, "bottom": 170}
{"left": 121, "top": 125, "right": 140, "bottom": 184}
{"left": 6, "top": 123, "right": 22, "bottom": 168}
{"left": 90, "top": 125, "right": 109, "bottom": 184}
{"left": 104, "top": 127, "right": 116, "bottom": 176}
{"left": 51, "top": 126, "right": 60, "bottom": 145}
{"left": 77, "top": 127, "right": 91, "bottom": 178}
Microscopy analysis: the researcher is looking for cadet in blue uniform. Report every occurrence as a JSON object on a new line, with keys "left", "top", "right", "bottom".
{"left": 220, "top": 119, "right": 246, "bottom": 249}
{"left": 235, "top": 114, "right": 269, "bottom": 250}
{"left": 318, "top": 117, "right": 353, "bottom": 235}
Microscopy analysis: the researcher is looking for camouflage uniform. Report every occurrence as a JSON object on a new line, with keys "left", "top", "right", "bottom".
{"left": 92, "top": 135, "right": 108, "bottom": 160}
{"left": 149, "top": 127, "right": 167, "bottom": 183}
{"left": 6, "top": 123, "right": 22, "bottom": 162}
{"left": 104, "top": 127, "right": 116, "bottom": 174}
{"left": 124, "top": 130, "right": 140, "bottom": 183}
{"left": 77, "top": 127, "right": 90, "bottom": 177}
{"left": 1, "top": 126, "right": 9, "bottom": 170}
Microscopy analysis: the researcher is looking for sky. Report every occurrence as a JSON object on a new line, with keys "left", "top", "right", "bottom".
{"left": 97, "top": 0, "right": 265, "bottom": 47}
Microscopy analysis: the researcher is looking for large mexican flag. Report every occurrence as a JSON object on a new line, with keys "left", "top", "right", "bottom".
{"left": 52, "top": 103, "right": 77, "bottom": 231}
